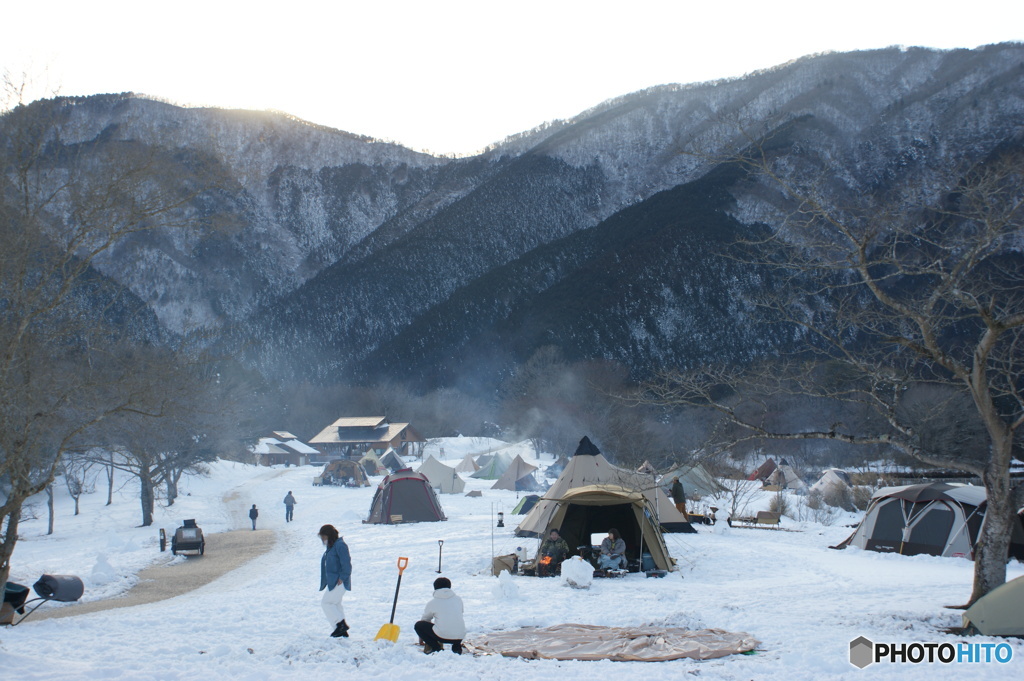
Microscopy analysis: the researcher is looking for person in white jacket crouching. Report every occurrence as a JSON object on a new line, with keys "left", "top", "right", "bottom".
{"left": 414, "top": 577, "right": 466, "bottom": 654}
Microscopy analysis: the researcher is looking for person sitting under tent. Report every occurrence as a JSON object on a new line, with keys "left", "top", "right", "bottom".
{"left": 539, "top": 529, "right": 570, "bottom": 576}
{"left": 598, "top": 528, "right": 627, "bottom": 570}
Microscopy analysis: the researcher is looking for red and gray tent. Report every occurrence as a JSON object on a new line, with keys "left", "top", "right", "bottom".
{"left": 364, "top": 469, "right": 447, "bottom": 524}
{"left": 833, "top": 482, "right": 1024, "bottom": 559}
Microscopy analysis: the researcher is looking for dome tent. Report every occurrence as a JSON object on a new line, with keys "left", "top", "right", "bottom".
{"left": 365, "top": 469, "right": 447, "bottom": 524}
{"left": 962, "top": 575, "right": 1024, "bottom": 636}
{"left": 833, "top": 482, "right": 1024, "bottom": 559}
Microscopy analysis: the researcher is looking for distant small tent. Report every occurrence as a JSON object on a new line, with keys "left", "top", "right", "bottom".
{"left": 636, "top": 461, "right": 657, "bottom": 476}
{"left": 318, "top": 459, "right": 370, "bottom": 486}
{"left": 546, "top": 454, "right": 569, "bottom": 478}
{"left": 359, "top": 451, "right": 387, "bottom": 477}
{"left": 809, "top": 469, "right": 852, "bottom": 498}
{"left": 962, "top": 575, "right": 1024, "bottom": 636}
{"left": 834, "top": 483, "right": 1024, "bottom": 560}
{"left": 660, "top": 462, "right": 727, "bottom": 499}
{"left": 471, "top": 451, "right": 515, "bottom": 480}
{"left": 748, "top": 458, "right": 777, "bottom": 482}
{"left": 380, "top": 448, "right": 406, "bottom": 473}
{"left": 512, "top": 494, "right": 540, "bottom": 515}
{"left": 365, "top": 469, "right": 447, "bottom": 524}
{"left": 454, "top": 453, "right": 479, "bottom": 473}
{"left": 416, "top": 456, "right": 466, "bottom": 494}
{"left": 491, "top": 455, "right": 544, "bottom": 492}
{"left": 765, "top": 463, "right": 806, "bottom": 491}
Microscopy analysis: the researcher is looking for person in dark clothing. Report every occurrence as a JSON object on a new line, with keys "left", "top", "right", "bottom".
{"left": 670, "top": 477, "right": 689, "bottom": 520}
{"left": 249, "top": 504, "right": 259, "bottom": 530}
{"left": 538, "top": 529, "right": 569, "bottom": 576}
{"left": 414, "top": 577, "right": 466, "bottom": 654}
{"left": 318, "top": 524, "right": 352, "bottom": 638}
{"left": 284, "top": 491, "right": 297, "bottom": 522}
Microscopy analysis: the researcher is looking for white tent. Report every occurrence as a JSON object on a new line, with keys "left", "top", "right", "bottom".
{"left": 963, "top": 575, "right": 1024, "bottom": 636}
{"left": 416, "top": 456, "right": 465, "bottom": 494}
{"left": 454, "top": 453, "right": 479, "bottom": 473}
{"left": 659, "top": 462, "right": 727, "bottom": 499}
{"left": 765, "top": 463, "right": 806, "bottom": 491}
{"left": 809, "top": 468, "right": 852, "bottom": 498}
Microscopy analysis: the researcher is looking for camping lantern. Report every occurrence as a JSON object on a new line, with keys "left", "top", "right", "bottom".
{"left": 497, "top": 512, "right": 504, "bottom": 527}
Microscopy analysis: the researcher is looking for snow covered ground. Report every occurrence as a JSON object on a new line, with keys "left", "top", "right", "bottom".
{"left": 2, "top": 436, "right": 1021, "bottom": 680}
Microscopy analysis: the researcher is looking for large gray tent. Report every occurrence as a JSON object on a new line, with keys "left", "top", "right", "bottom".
{"left": 365, "top": 469, "right": 447, "bottom": 524}
{"left": 834, "top": 483, "right": 1024, "bottom": 559}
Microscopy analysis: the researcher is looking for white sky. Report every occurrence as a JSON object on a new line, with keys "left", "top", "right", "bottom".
{"left": 3, "top": 0, "right": 1022, "bottom": 155}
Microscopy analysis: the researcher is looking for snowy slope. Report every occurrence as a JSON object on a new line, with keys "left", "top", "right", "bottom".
{"left": 2, "top": 439, "right": 1022, "bottom": 680}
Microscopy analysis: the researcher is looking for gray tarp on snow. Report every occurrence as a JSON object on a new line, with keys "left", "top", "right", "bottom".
{"left": 466, "top": 623, "right": 760, "bottom": 661}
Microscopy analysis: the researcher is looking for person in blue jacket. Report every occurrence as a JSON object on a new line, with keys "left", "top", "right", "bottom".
{"left": 318, "top": 524, "right": 352, "bottom": 638}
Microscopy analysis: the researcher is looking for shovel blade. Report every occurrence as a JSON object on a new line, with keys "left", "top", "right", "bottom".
{"left": 374, "top": 622, "right": 401, "bottom": 642}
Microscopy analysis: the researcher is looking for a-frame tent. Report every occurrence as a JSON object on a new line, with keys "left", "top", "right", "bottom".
{"left": 365, "top": 469, "right": 447, "bottom": 524}
{"left": 660, "top": 462, "right": 728, "bottom": 499}
{"left": 471, "top": 450, "right": 515, "bottom": 480}
{"left": 491, "top": 455, "right": 544, "bottom": 491}
{"left": 515, "top": 436, "right": 684, "bottom": 558}
{"left": 379, "top": 448, "right": 406, "bottom": 473}
{"left": 417, "top": 455, "right": 466, "bottom": 494}
{"left": 454, "top": 453, "right": 479, "bottom": 473}
{"left": 359, "top": 451, "right": 387, "bottom": 476}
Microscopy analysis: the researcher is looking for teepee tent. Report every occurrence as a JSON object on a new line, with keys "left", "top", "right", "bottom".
{"left": 365, "top": 469, "right": 447, "bottom": 524}
{"left": 748, "top": 458, "right": 777, "bottom": 482}
{"left": 491, "top": 455, "right": 544, "bottom": 492}
{"left": 417, "top": 456, "right": 466, "bottom": 494}
{"left": 516, "top": 436, "right": 690, "bottom": 540}
{"left": 962, "top": 575, "right": 1024, "bottom": 636}
{"left": 471, "top": 451, "right": 515, "bottom": 480}
{"left": 454, "top": 453, "right": 479, "bottom": 473}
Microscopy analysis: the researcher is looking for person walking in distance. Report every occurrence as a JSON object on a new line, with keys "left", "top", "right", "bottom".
{"left": 284, "top": 491, "right": 297, "bottom": 522}
{"left": 670, "top": 477, "right": 689, "bottom": 521}
{"left": 318, "top": 524, "right": 352, "bottom": 638}
{"left": 249, "top": 504, "right": 259, "bottom": 530}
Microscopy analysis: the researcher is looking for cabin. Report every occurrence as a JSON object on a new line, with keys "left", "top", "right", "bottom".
{"left": 308, "top": 417, "right": 425, "bottom": 462}
{"left": 251, "top": 431, "right": 321, "bottom": 467}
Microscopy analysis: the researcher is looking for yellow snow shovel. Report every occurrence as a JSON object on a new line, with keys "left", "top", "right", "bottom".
{"left": 374, "top": 556, "right": 409, "bottom": 642}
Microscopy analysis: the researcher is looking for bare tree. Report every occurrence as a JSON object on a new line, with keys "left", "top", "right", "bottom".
{"left": 0, "top": 79, "right": 218, "bottom": 593}
{"left": 645, "top": 139, "right": 1024, "bottom": 603}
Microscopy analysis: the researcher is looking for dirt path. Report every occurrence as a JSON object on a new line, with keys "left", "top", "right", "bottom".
{"left": 32, "top": 529, "right": 276, "bottom": 621}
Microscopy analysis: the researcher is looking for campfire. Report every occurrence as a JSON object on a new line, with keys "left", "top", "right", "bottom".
{"left": 539, "top": 556, "right": 553, "bottom": 566}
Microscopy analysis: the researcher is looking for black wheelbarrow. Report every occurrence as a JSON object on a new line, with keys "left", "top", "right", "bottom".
{"left": 2, "top": 574, "right": 84, "bottom": 625}
{"left": 171, "top": 519, "right": 205, "bottom": 556}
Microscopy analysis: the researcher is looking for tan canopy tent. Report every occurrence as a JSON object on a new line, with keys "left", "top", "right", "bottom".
{"left": 659, "top": 462, "right": 727, "bottom": 499}
{"left": 417, "top": 455, "right": 466, "bottom": 494}
{"left": 962, "top": 575, "right": 1024, "bottom": 636}
{"left": 524, "top": 483, "right": 675, "bottom": 571}
{"left": 517, "top": 436, "right": 690, "bottom": 537}
{"left": 491, "top": 455, "right": 543, "bottom": 491}
{"left": 317, "top": 459, "right": 370, "bottom": 486}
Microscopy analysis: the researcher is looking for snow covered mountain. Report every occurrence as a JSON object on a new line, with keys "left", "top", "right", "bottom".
{"left": 22, "top": 44, "right": 1024, "bottom": 392}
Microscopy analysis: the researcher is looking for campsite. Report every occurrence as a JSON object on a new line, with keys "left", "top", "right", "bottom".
{"left": 2, "top": 436, "right": 1022, "bottom": 680}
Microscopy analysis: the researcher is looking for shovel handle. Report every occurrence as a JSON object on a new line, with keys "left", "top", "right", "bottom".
{"left": 397, "top": 556, "right": 409, "bottom": 573}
